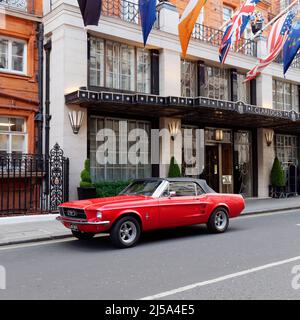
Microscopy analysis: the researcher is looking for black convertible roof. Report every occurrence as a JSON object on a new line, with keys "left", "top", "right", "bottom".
{"left": 134, "top": 178, "right": 216, "bottom": 194}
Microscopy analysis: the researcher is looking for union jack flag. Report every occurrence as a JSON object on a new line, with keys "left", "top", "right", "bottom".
{"left": 245, "top": 10, "right": 295, "bottom": 82}
{"left": 219, "top": 0, "right": 260, "bottom": 64}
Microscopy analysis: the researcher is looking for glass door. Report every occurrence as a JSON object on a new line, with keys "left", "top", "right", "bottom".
{"left": 234, "top": 131, "right": 253, "bottom": 197}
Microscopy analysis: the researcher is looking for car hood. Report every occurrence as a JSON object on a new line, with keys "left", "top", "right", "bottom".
{"left": 60, "top": 195, "right": 152, "bottom": 210}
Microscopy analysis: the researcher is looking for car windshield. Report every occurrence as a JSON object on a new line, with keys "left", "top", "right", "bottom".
{"left": 120, "top": 180, "right": 162, "bottom": 196}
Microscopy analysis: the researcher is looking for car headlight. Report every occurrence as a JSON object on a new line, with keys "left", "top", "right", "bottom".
{"left": 96, "top": 211, "right": 102, "bottom": 219}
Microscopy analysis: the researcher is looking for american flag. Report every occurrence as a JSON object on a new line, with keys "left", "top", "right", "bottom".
{"left": 219, "top": 0, "right": 260, "bottom": 64}
{"left": 245, "top": 10, "right": 295, "bottom": 82}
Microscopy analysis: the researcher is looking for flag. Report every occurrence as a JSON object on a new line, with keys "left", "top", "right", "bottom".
{"left": 178, "top": 0, "right": 207, "bottom": 58}
{"left": 283, "top": 19, "right": 300, "bottom": 74}
{"left": 219, "top": 0, "right": 260, "bottom": 64}
{"left": 77, "top": 0, "right": 102, "bottom": 27}
{"left": 245, "top": 10, "right": 295, "bottom": 82}
{"left": 139, "top": 0, "right": 157, "bottom": 46}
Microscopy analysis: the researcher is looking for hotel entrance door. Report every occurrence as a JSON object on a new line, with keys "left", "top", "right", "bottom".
{"left": 206, "top": 145, "right": 219, "bottom": 192}
{"left": 205, "top": 128, "right": 234, "bottom": 194}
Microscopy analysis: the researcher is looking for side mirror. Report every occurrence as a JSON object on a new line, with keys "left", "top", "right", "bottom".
{"left": 169, "top": 191, "right": 176, "bottom": 198}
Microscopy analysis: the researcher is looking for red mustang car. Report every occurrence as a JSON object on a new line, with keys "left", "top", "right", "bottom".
{"left": 57, "top": 178, "right": 245, "bottom": 248}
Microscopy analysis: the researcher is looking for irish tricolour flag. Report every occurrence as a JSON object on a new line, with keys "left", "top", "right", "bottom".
{"left": 178, "top": 0, "right": 207, "bottom": 57}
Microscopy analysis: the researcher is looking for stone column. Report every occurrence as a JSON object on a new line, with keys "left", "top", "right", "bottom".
{"left": 157, "top": 1, "right": 179, "bottom": 35}
{"left": 49, "top": 24, "right": 88, "bottom": 200}
{"left": 257, "top": 128, "right": 275, "bottom": 197}
{"left": 159, "top": 49, "right": 181, "bottom": 97}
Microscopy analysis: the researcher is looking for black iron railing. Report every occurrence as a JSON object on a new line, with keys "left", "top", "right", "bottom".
{"left": 192, "top": 23, "right": 257, "bottom": 57}
{"left": 274, "top": 52, "right": 300, "bottom": 70}
{"left": 102, "top": 0, "right": 159, "bottom": 28}
{"left": 0, "top": 146, "right": 69, "bottom": 215}
{"left": 0, "top": 0, "right": 35, "bottom": 14}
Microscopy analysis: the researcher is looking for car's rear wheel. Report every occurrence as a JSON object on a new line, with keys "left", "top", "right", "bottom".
{"left": 207, "top": 208, "right": 229, "bottom": 233}
{"left": 110, "top": 216, "right": 141, "bottom": 249}
{"left": 71, "top": 230, "right": 95, "bottom": 240}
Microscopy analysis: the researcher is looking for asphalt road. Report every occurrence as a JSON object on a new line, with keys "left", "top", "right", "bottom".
{"left": 0, "top": 210, "right": 300, "bottom": 300}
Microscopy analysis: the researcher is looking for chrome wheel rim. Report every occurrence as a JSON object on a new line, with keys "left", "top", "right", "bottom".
{"left": 214, "top": 211, "right": 227, "bottom": 231}
{"left": 119, "top": 221, "right": 137, "bottom": 244}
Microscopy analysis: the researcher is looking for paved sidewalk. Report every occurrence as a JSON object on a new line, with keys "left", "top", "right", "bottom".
{"left": 0, "top": 197, "right": 299, "bottom": 246}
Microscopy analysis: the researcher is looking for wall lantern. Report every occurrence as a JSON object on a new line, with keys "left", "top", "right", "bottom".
{"left": 168, "top": 120, "right": 180, "bottom": 141}
{"left": 215, "top": 129, "right": 224, "bottom": 142}
{"left": 265, "top": 131, "right": 274, "bottom": 147}
{"left": 68, "top": 110, "right": 84, "bottom": 135}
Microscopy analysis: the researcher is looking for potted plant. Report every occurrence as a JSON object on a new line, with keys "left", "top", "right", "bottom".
{"left": 77, "top": 159, "right": 97, "bottom": 200}
{"left": 270, "top": 157, "right": 286, "bottom": 198}
{"left": 168, "top": 156, "right": 181, "bottom": 177}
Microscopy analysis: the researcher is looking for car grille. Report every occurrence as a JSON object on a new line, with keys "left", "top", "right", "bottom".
{"left": 59, "top": 207, "right": 87, "bottom": 220}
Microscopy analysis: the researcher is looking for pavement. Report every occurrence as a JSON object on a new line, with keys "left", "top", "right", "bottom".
{"left": 0, "top": 209, "right": 300, "bottom": 299}
{"left": 0, "top": 197, "right": 299, "bottom": 247}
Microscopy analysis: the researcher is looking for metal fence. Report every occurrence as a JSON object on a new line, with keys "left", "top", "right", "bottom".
{"left": 102, "top": 0, "right": 159, "bottom": 28}
{"left": 192, "top": 23, "right": 257, "bottom": 58}
{"left": 274, "top": 52, "right": 300, "bottom": 70}
{"left": 0, "top": 144, "right": 69, "bottom": 215}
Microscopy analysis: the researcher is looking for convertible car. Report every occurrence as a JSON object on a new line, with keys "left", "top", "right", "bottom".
{"left": 57, "top": 178, "right": 245, "bottom": 248}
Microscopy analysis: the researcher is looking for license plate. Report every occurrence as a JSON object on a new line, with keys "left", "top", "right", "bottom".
{"left": 70, "top": 224, "right": 78, "bottom": 231}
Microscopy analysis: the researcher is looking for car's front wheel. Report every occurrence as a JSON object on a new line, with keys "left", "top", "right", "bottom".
{"left": 207, "top": 208, "right": 229, "bottom": 233}
{"left": 110, "top": 216, "right": 141, "bottom": 249}
{"left": 71, "top": 230, "right": 95, "bottom": 240}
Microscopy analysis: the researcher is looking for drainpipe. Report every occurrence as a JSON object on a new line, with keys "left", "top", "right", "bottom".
{"left": 44, "top": 40, "right": 52, "bottom": 156}
{"left": 44, "top": 40, "right": 52, "bottom": 197}
{"left": 35, "top": 23, "right": 44, "bottom": 156}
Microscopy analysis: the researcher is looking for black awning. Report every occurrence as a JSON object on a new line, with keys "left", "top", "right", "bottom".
{"left": 65, "top": 89, "right": 300, "bottom": 132}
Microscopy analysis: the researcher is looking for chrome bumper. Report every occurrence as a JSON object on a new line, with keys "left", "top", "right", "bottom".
{"left": 56, "top": 216, "right": 110, "bottom": 226}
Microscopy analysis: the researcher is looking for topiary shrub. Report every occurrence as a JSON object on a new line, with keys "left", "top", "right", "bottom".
{"left": 94, "top": 181, "right": 130, "bottom": 198}
{"left": 270, "top": 157, "right": 286, "bottom": 188}
{"left": 80, "top": 159, "right": 93, "bottom": 188}
{"left": 168, "top": 156, "right": 181, "bottom": 178}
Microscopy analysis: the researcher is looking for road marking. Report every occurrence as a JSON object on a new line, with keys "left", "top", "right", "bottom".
{"left": 140, "top": 255, "right": 300, "bottom": 300}
{"left": 296, "top": 224, "right": 300, "bottom": 226}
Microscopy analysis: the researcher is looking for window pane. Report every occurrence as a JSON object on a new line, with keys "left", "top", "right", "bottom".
{"left": 0, "top": 117, "right": 9, "bottom": 131}
{"left": 12, "top": 41, "right": 24, "bottom": 72}
{"left": 10, "top": 118, "right": 25, "bottom": 132}
{"left": 0, "top": 134, "right": 8, "bottom": 152}
{"left": 137, "top": 49, "right": 151, "bottom": 93}
{"left": 0, "top": 39, "right": 8, "bottom": 69}
{"left": 89, "top": 39, "right": 104, "bottom": 86}
{"left": 169, "top": 182, "right": 196, "bottom": 197}
{"left": 11, "top": 135, "right": 25, "bottom": 152}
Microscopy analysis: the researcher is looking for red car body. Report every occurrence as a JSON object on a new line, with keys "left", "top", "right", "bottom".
{"left": 57, "top": 179, "right": 245, "bottom": 244}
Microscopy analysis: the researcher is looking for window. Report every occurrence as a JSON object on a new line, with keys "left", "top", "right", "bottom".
{"left": 223, "top": 5, "right": 233, "bottom": 24}
{"left": 137, "top": 48, "right": 151, "bottom": 93}
{"left": 275, "top": 134, "right": 298, "bottom": 168}
{"left": 89, "top": 116, "right": 152, "bottom": 181}
{"left": 273, "top": 79, "right": 299, "bottom": 112}
{"left": 237, "top": 73, "right": 250, "bottom": 103}
{"left": 181, "top": 60, "right": 197, "bottom": 97}
{"left": 0, "top": 117, "right": 27, "bottom": 155}
{"left": 89, "top": 38, "right": 151, "bottom": 93}
{"left": 0, "top": 38, "right": 26, "bottom": 74}
{"left": 280, "top": 0, "right": 291, "bottom": 11}
{"left": 167, "top": 182, "right": 197, "bottom": 197}
{"left": 203, "top": 66, "right": 229, "bottom": 100}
